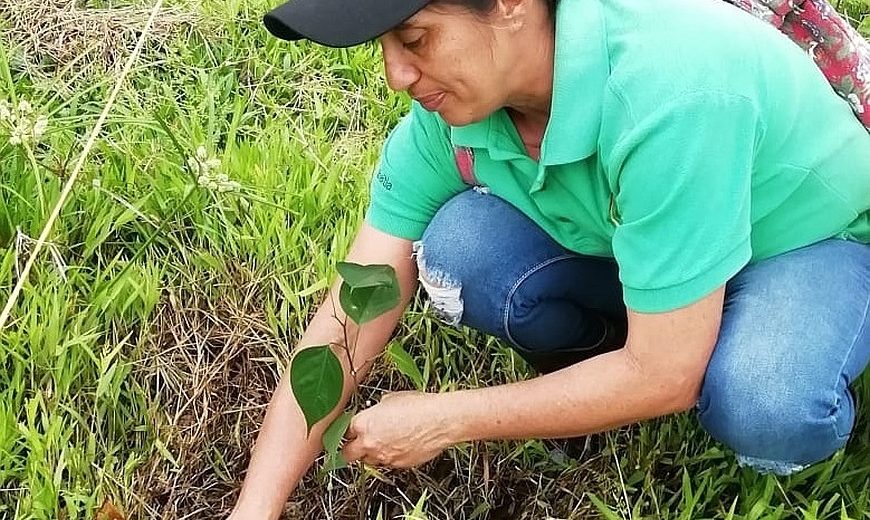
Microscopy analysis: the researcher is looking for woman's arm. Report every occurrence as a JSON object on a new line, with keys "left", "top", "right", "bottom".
{"left": 229, "top": 223, "right": 418, "bottom": 520}
{"left": 445, "top": 288, "right": 723, "bottom": 441}
{"left": 341, "top": 288, "right": 724, "bottom": 466}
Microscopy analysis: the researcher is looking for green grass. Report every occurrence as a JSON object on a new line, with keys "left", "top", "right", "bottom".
{"left": 1, "top": 1, "right": 869, "bottom": 519}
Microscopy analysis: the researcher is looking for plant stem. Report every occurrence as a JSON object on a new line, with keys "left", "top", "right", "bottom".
{"left": 23, "top": 143, "right": 46, "bottom": 218}
{"left": 329, "top": 295, "right": 357, "bottom": 380}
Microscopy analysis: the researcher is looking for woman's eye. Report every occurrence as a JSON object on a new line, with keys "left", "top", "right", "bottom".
{"left": 399, "top": 30, "right": 425, "bottom": 50}
{"left": 403, "top": 37, "right": 423, "bottom": 50}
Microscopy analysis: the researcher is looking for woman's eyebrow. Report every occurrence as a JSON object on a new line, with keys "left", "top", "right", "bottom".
{"left": 395, "top": 21, "right": 423, "bottom": 31}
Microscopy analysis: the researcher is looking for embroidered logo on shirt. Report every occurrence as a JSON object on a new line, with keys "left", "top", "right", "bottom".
{"left": 376, "top": 170, "right": 393, "bottom": 191}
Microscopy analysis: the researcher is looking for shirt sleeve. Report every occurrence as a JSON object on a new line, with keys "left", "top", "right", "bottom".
{"left": 606, "top": 91, "right": 764, "bottom": 313}
{"left": 365, "top": 102, "right": 467, "bottom": 240}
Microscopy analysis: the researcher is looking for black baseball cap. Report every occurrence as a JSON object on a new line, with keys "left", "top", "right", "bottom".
{"left": 264, "top": 0, "right": 431, "bottom": 48}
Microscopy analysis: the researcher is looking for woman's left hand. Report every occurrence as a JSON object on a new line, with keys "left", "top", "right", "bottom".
{"left": 342, "top": 391, "right": 457, "bottom": 468}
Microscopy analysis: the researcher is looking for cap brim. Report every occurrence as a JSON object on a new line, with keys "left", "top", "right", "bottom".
{"left": 264, "top": 0, "right": 429, "bottom": 48}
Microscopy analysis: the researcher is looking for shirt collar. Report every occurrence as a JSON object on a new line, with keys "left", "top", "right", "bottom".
{"left": 451, "top": 111, "right": 527, "bottom": 161}
{"left": 450, "top": 0, "right": 610, "bottom": 165}
{"left": 450, "top": 116, "right": 489, "bottom": 149}
{"left": 540, "top": 0, "right": 610, "bottom": 166}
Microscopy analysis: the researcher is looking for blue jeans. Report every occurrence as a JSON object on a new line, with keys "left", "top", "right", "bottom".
{"left": 414, "top": 189, "right": 870, "bottom": 475}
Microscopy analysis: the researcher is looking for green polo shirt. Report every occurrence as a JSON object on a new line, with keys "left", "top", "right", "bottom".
{"left": 365, "top": 0, "right": 870, "bottom": 313}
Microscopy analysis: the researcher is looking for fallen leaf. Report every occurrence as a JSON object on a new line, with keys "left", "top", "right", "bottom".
{"left": 95, "top": 498, "right": 125, "bottom": 520}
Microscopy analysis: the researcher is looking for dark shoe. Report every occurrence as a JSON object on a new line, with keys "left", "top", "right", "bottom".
{"left": 517, "top": 316, "right": 627, "bottom": 374}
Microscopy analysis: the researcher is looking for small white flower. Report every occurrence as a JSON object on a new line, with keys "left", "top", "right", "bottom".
{"left": 218, "top": 180, "right": 241, "bottom": 193}
{"left": 9, "top": 121, "right": 28, "bottom": 146}
{"left": 16, "top": 99, "right": 32, "bottom": 115}
{"left": 92, "top": 179, "right": 102, "bottom": 188}
{"left": 1, "top": 98, "right": 48, "bottom": 146}
{"left": 189, "top": 145, "right": 241, "bottom": 194}
{"left": 32, "top": 115, "right": 48, "bottom": 141}
{"left": 189, "top": 146, "right": 222, "bottom": 175}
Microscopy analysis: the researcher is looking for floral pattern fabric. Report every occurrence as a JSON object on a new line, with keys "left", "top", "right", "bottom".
{"left": 727, "top": 0, "right": 870, "bottom": 129}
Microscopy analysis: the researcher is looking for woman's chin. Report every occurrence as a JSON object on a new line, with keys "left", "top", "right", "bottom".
{"left": 438, "top": 107, "right": 485, "bottom": 127}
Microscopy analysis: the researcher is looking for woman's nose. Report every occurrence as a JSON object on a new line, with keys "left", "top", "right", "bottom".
{"left": 381, "top": 40, "right": 420, "bottom": 92}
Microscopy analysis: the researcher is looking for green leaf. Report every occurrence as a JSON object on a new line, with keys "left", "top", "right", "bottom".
{"left": 405, "top": 489, "right": 430, "bottom": 519}
{"left": 289, "top": 345, "right": 344, "bottom": 435}
{"left": 338, "top": 265, "right": 400, "bottom": 325}
{"left": 587, "top": 493, "right": 623, "bottom": 520}
{"left": 337, "top": 262, "right": 397, "bottom": 289}
{"left": 321, "top": 411, "right": 352, "bottom": 473}
{"left": 322, "top": 451, "right": 349, "bottom": 472}
{"left": 153, "top": 438, "right": 179, "bottom": 468}
{"left": 387, "top": 342, "right": 425, "bottom": 391}
{"left": 322, "top": 411, "right": 353, "bottom": 455}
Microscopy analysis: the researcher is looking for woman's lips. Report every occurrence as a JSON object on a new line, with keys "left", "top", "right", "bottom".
{"left": 416, "top": 92, "right": 446, "bottom": 111}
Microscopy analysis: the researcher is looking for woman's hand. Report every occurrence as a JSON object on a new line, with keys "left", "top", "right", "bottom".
{"left": 342, "top": 391, "right": 458, "bottom": 468}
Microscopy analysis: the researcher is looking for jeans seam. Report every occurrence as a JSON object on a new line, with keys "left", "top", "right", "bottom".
{"left": 830, "top": 285, "right": 870, "bottom": 441}
{"left": 503, "top": 253, "right": 587, "bottom": 350}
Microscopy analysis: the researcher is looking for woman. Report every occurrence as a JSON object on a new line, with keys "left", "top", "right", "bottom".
{"left": 231, "top": 0, "right": 870, "bottom": 517}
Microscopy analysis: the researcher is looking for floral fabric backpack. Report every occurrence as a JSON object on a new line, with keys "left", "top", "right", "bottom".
{"left": 729, "top": 0, "right": 870, "bottom": 129}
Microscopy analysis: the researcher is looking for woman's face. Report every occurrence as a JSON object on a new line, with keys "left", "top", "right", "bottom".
{"left": 379, "top": 2, "right": 541, "bottom": 126}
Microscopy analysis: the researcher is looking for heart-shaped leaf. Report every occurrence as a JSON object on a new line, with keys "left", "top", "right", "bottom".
{"left": 321, "top": 410, "right": 353, "bottom": 472}
{"left": 336, "top": 262, "right": 397, "bottom": 289}
{"left": 289, "top": 345, "right": 344, "bottom": 435}
{"left": 338, "top": 265, "right": 400, "bottom": 325}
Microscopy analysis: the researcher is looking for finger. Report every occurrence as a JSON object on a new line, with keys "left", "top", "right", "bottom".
{"left": 342, "top": 439, "right": 365, "bottom": 463}
{"left": 380, "top": 390, "right": 411, "bottom": 402}
{"left": 344, "top": 415, "right": 362, "bottom": 440}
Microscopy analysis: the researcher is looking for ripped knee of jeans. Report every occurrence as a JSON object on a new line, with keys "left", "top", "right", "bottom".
{"left": 735, "top": 454, "right": 809, "bottom": 476}
{"left": 413, "top": 241, "right": 464, "bottom": 326}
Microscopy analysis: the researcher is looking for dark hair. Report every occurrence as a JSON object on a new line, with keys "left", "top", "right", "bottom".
{"left": 431, "top": 0, "right": 559, "bottom": 19}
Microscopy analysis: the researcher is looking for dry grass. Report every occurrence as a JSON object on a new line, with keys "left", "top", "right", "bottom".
{"left": 126, "top": 264, "right": 612, "bottom": 519}
{"left": 0, "top": 0, "right": 201, "bottom": 77}
{"left": 129, "top": 264, "right": 288, "bottom": 519}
